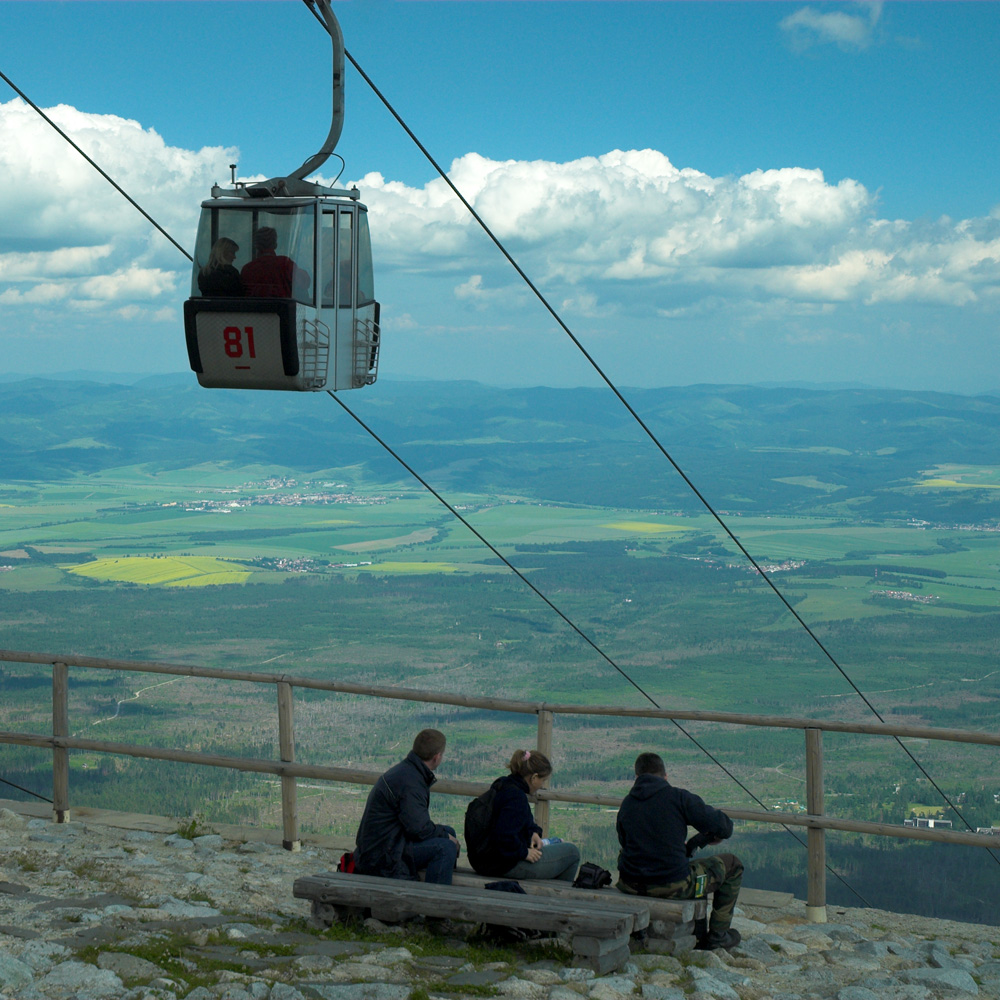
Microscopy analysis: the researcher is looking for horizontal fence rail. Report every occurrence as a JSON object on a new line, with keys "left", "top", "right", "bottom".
{"left": 4, "top": 648, "right": 999, "bottom": 746}
{"left": 2, "top": 648, "right": 998, "bottom": 922}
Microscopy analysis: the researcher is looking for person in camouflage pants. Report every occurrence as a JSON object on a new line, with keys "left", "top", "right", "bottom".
{"left": 616, "top": 752, "right": 744, "bottom": 951}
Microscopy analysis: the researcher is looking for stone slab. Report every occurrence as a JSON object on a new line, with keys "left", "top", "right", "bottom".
{"left": 739, "top": 888, "right": 794, "bottom": 908}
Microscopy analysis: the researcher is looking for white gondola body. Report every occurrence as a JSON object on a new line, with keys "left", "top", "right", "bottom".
{"left": 184, "top": 195, "right": 378, "bottom": 392}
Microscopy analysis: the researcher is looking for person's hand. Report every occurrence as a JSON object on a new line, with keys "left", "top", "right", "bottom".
{"left": 525, "top": 847, "right": 542, "bottom": 863}
{"left": 530, "top": 833, "right": 543, "bottom": 850}
{"left": 449, "top": 834, "right": 460, "bottom": 856}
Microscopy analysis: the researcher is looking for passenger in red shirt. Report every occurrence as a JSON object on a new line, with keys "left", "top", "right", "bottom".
{"left": 241, "top": 227, "right": 310, "bottom": 299}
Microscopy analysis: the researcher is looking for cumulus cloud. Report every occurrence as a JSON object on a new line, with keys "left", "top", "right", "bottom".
{"left": 780, "top": 2, "right": 882, "bottom": 51}
{"left": 2, "top": 95, "right": 999, "bottom": 375}
{"left": 0, "top": 97, "right": 232, "bottom": 314}
{"left": 0, "top": 282, "right": 69, "bottom": 305}
{"left": 352, "top": 149, "right": 1000, "bottom": 312}
{"left": 453, "top": 273, "right": 529, "bottom": 310}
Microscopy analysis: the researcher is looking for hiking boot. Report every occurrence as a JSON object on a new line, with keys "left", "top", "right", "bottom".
{"left": 696, "top": 927, "right": 741, "bottom": 951}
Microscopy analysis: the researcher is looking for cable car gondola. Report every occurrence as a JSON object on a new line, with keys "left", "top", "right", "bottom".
{"left": 183, "top": 0, "right": 378, "bottom": 392}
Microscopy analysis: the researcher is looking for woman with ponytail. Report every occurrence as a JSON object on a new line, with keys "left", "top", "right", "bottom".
{"left": 468, "top": 749, "right": 580, "bottom": 882}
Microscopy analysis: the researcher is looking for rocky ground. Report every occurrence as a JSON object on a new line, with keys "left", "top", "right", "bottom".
{"left": 1, "top": 806, "right": 999, "bottom": 1000}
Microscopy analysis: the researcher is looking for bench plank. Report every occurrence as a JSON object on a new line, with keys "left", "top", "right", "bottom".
{"left": 447, "top": 873, "right": 648, "bottom": 930}
{"left": 450, "top": 869, "right": 703, "bottom": 928}
{"left": 294, "top": 873, "right": 641, "bottom": 939}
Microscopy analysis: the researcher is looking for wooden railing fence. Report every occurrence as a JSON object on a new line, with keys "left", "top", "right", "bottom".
{"left": 2, "top": 648, "right": 1000, "bottom": 924}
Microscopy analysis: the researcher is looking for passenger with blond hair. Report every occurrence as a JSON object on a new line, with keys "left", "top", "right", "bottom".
{"left": 468, "top": 749, "right": 580, "bottom": 882}
{"left": 198, "top": 237, "right": 242, "bottom": 296}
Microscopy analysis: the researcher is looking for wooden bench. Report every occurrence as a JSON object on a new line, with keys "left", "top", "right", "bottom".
{"left": 293, "top": 871, "right": 650, "bottom": 974}
{"left": 449, "top": 868, "right": 706, "bottom": 955}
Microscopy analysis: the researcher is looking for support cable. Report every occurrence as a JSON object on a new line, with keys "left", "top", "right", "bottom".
{"left": 0, "top": 775, "right": 52, "bottom": 804}
{"left": 0, "top": 68, "right": 193, "bottom": 262}
{"left": 330, "top": 24, "right": 994, "bottom": 858}
{"left": 327, "top": 390, "right": 871, "bottom": 906}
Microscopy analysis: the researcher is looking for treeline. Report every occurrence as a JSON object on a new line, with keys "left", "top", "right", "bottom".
{"left": 566, "top": 821, "right": 1000, "bottom": 926}
{"left": 736, "top": 832, "right": 1000, "bottom": 926}
{"left": 5, "top": 378, "right": 1000, "bottom": 519}
{"left": 0, "top": 751, "right": 270, "bottom": 827}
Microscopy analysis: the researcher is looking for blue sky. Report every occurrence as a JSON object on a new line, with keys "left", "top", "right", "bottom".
{"left": 1, "top": 1, "right": 998, "bottom": 392}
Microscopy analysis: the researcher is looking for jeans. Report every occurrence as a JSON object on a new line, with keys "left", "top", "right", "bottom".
{"left": 409, "top": 826, "right": 458, "bottom": 885}
{"left": 502, "top": 840, "right": 580, "bottom": 882}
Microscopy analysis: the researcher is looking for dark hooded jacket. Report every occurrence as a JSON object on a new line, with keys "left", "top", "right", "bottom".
{"left": 354, "top": 751, "right": 452, "bottom": 880}
{"left": 616, "top": 773, "right": 733, "bottom": 886}
{"left": 468, "top": 773, "right": 543, "bottom": 877}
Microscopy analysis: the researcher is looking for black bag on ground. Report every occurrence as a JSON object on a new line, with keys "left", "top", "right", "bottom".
{"left": 472, "top": 880, "right": 545, "bottom": 944}
{"left": 572, "top": 862, "right": 613, "bottom": 890}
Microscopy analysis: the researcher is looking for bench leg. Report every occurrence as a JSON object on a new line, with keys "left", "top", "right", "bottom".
{"left": 644, "top": 916, "right": 698, "bottom": 955}
{"left": 310, "top": 901, "right": 339, "bottom": 929}
{"left": 572, "top": 934, "right": 631, "bottom": 975}
{"left": 310, "top": 899, "right": 368, "bottom": 929}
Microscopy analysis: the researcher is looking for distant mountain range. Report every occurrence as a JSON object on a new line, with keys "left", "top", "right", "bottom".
{"left": 2, "top": 376, "right": 999, "bottom": 520}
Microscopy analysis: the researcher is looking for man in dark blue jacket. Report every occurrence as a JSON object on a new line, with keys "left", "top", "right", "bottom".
{"left": 354, "top": 729, "right": 459, "bottom": 884}
{"left": 616, "top": 752, "right": 743, "bottom": 951}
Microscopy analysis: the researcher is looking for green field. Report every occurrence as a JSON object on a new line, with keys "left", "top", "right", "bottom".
{"left": 3, "top": 470, "right": 997, "bottom": 611}
{"left": 2, "top": 461, "right": 1000, "bottom": 926}
{"left": 918, "top": 464, "right": 1000, "bottom": 489}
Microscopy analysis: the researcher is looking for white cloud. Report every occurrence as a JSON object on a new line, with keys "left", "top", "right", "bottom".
{"left": 780, "top": 2, "right": 882, "bottom": 51}
{"left": 453, "top": 273, "right": 527, "bottom": 310}
{"left": 1, "top": 96, "right": 998, "bottom": 381}
{"left": 0, "top": 99, "right": 230, "bottom": 249}
{"left": 0, "top": 245, "right": 113, "bottom": 280}
{"left": 78, "top": 266, "right": 177, "bottom": 302}
{"left": 351, "top": 150, "right": 996, "bottom": 312}
{"left": 0, "top": 282, "right": 69, "bottom": 305}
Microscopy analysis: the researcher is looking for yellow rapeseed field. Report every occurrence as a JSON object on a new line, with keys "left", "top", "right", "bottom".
{"left": 604, "top": 521, "right": 686, "bottom": 534}
{"left": 62, "top": 556, "right": 251, "bottom": 587}
{"left": 921, "top": 478, "right": 1000, "bottom": 489}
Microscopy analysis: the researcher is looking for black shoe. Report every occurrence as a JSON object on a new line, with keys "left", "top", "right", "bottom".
{"left": 696, "top": 927, "right": 741, "bottom": 951}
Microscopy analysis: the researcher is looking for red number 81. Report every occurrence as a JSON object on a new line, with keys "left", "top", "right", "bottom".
{"left": 223, "top": 326, "right": 256, "bottom": 359}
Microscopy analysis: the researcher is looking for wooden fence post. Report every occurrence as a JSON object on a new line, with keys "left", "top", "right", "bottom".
{"left": 535, "top": 709, "right": 553, "bottom": 836}
{"left": 805, "top": 727, "right": 826, "bottom": 923}
{"left": 277, "top": 681, "right": 300, "bottom": 851}
{"left": 52, "top": 662, "right": 70, "bottom": 823}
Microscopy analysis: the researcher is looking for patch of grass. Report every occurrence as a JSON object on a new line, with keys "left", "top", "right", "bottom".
{"left": 76, "top": 933, "right": 217, "bottom": 988}
{"left": 204, "top": 933, "right": 300, "bottom": 959}
{"left": 425, "top": 983, "right": 499, "bottom": 997}
{"left": 70, "top": 859, "right": 103, "bottom": 880}
{"left": 281, "top": 914, "right": 549, "bottom": 966}
{"left": 174, "top": 815, "right": 214, "bottom": 840}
